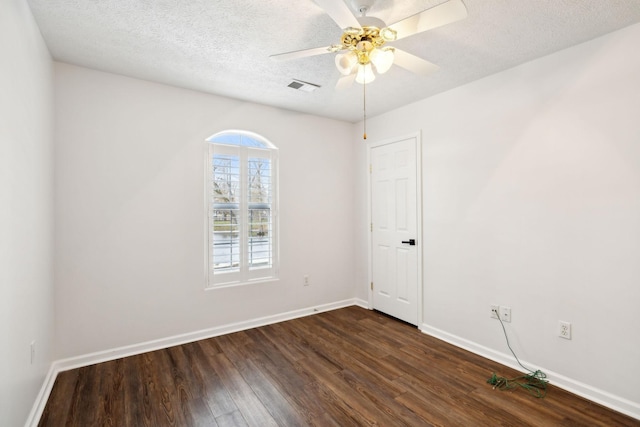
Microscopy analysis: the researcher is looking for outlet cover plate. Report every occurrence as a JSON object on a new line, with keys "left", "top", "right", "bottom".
{"left": 490, "top": 305, "right": 499, "bottom": 319}
{"left": 559, "top": 321, "right": 572, "bottom": 340}
{"left": 500, "top": 306, "right": 511, "bottom": 323}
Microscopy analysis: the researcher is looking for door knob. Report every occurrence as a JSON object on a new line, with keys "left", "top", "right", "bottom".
{"left": 401, "top": 239, "right": 416, "bottom": 246}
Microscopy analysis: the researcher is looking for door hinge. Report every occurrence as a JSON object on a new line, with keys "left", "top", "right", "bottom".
{"left": 369, "top": 164, "right": 372, "bottom": 173}
{"left": 370, "top": 223, "right": 373, "bottom": 232}
{"left": 370, "top": 282, "right": 373, "bottom": 291}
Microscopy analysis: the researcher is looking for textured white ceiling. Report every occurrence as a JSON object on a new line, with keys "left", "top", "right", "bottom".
{"left": 27, "top": 0, "right": 640, "bottom": 122}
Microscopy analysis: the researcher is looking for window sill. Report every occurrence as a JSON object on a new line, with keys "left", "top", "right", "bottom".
{"left": 205, "top": 276, "right": 280, "bottom": 291}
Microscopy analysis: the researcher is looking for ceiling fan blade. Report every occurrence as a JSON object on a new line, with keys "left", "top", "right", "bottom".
{"left": 335, "top": 73, "right": 356, "bottom": 90}
{"left": 387, "top": 0, "right": 467, "bottom": 41}
{"left": 270, "top": 46, "right": 332, "bottom": 61}
{"left": 314, "top": 0, "right": 361, "bottom": 30}
{"left": 393, "top": 49, "right": 439, "bottom": 76}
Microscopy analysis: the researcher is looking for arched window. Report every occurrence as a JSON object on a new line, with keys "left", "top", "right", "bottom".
{"left": 205, "top": 131, "right": 278, "bottom": 288}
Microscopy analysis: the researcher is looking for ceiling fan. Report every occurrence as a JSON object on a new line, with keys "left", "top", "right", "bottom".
{"left": 271, "top": 0, "right": 468, "bottom": 87}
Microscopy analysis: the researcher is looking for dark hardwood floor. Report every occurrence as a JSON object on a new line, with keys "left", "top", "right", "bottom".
{"left": 39, "top": 306, "right": 639, "bottom": 426}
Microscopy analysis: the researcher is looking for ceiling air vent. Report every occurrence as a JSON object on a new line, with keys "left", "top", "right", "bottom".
{"left": 288, "top": 79, "right": 321, "bottom": 93}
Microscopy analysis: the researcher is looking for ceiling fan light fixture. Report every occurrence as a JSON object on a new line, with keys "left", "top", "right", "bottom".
{"left": 344, "top": 26, "right": 364, "bottom": 36}
{"left": 356, "top": 39, "right": 374, "bottom": 53}
{"left": 327, "top": 44, "right": 344, "bottom": 52}
{"left": 355, "top": 63, "right": 375, "bottom": 84}
{"left": 370, "top": 47, "right": 394, "bottom": 74}
{"left": 335, "top": 51, "right": 358, "bottom": 75}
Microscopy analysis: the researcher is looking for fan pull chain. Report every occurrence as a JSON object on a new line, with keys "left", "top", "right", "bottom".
{"left": 363, "top": 77, "right": 367, "bottom": 140}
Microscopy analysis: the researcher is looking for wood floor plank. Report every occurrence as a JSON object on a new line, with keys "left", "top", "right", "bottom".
{"left": 145, "top": 348, "right": 192, "bottom": 426}
{"left": 123, "top": 353, "right": 159, "bottom": 427}
{"left": 245, "top": 348, "right": 331, "bottom": 423}
{"left": 239, "top": 329, "right": 316, "bottom": 383}
{"left": 74, "top": 364, "right": 102, "bottom": 426}
{"left": 196, "top": 335, "right": 225, "bottom": 357}
{"left": 337, "top": 368, "right": 426, "bottom": 426}
{"left": 191, "top": 340, "right": 239, "bottom": 418}
{"left": 208, "top": 352, "right": 278, "bottom": 427}
{"left": 304, "top": 380, "right": 380, "bottom": 426}
{"left": 269, "top": 319, "right": 344, "bottom": 379}
{"left": 167, "top": 344, "right": 206, "bottom": 400}
{"left": 39, "top": 306, "right": 640, "bottom": 426}
{"left": 466, "top": 385, "right": 572, "bottom": 426}
{"left": 258, "top": 322, "right": 312, "bottom": 362}
{"left": 179, "top": 396, "right": 218, "bottom": 427}
{"left": 215, "top": 410, "right": 248, "bottom": 427}
{"left": 214, "top": 333, "right": 308, "bottom": 426}
{"left": 295, "top": 315, "right": 406, "bottom": 381}
{"left": 37, "top": 369, "right": 78, "bottom": 426}
{"left": 300, "top": 360, "right": 408, "bottom": 425}
{"left": 389, "top": 352, "right": 529, "bottom": 425}
{"left": 292, "top": 357, "right": 362, "bottom": 422}
{"left": 395, "top": 373, "right": 520, "bottom": 426}
{"left": 306, "top": 410, "right": 343, "bottom": 427}
{"left": 575, "top": 399, "right": 640, "bottom": 426}
{"left": 94, "top": 358, "right": 124, "bottom": 426}
{"left": 247, "top": 339, "right": 325, "bottom": 398}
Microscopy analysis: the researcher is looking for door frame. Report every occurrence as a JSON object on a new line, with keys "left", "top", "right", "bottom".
{"left": 366, "top": 131, "right": 424, "bottom": 327}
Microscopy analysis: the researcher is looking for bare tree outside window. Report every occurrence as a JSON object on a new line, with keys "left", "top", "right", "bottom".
{"left": 212, "top": 154, "right": 240, "bottom": 270}
{"left": 248, "top": 157, "right": 272, "bottom": 267}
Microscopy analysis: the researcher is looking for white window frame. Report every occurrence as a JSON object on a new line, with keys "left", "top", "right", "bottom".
{"left": 205, "top": 131, "right": 279, "bottom": 289}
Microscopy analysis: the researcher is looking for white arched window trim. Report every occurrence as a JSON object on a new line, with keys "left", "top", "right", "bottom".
{"left": 205, "top": 130, "right": 279, "bottom": 288}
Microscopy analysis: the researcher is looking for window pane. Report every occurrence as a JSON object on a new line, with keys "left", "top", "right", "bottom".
{"left": 248, "top": 157, "right": 271, "bottom": 204}
{"left": 248, "top": 207, "right": 271, "bottom": 268}
{"left": 248, "top": 157, "right": 271, "bottom": 269}
{"left": 212, "top": 154, "right": 240, "bottom": 272}
{"left": 208, "top": 134, "right": 267, "bottom": 148}
{"left": 212, "top": 154, "right": 239, "bottom": 204}
{"left": 212, "top": 208, "right": 240, "bottom": 271}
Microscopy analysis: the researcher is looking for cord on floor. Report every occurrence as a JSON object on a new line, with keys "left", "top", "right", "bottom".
{"left": 487, "top": 311, "right": 548, "bottom": 398}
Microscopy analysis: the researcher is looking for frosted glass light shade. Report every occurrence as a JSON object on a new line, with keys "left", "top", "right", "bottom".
{"left": 370, "top": 48, "right": 394, "bottom": 74}
{"left": 335, "top": 52, "right": 358, "bottom": 75}
{"left": 380, "top": 27, "right": 398, "bottom": 41}
{"left": 355, "top": 63, "right": 375, "bottom": 84}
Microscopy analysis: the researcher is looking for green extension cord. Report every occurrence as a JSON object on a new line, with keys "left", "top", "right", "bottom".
{"left": 487, "top": 371, "right": 548, "bottom": 398}
{"left": 487, "top": 311, "right": 549, "bottom": 398}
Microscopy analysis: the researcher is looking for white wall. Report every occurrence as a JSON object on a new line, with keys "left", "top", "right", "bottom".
{"left": 0, "top": 0, "right": 54, "bottom": 425}
{"left": 356, "top": 24, "right": 640, "bottom": 415}
{"left": 54, "top": 63, "right": 356, "bottom": 359}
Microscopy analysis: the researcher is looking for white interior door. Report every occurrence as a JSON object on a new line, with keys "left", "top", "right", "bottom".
{"left": 370, "top": 136, "right": 420, "bottom": 325}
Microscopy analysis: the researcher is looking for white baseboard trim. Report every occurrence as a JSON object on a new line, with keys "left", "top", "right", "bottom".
{"left": 24, "top": 364, "right": 58, "bottom": 427}
{"left": 420, "top": 322, "right": 640, "bottom": 421}
{"left": 26, "top": 298, "right": 366, "bottom": 427}
{"left": 353, "top": 297, "right": 369, "bottom": 309}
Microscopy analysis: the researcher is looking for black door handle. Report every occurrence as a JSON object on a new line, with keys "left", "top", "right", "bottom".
{"left": 401, "top": 239, "right": 416, "bottom": 246}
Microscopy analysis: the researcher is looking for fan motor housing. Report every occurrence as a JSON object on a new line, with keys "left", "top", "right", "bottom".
{"left": 357, "top": 15, "right": 386, "bottom": 29}
{"left": 351, "top": 0, "right": 376, "bottom": 15}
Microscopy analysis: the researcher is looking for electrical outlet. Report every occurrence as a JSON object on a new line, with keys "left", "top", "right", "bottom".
{"left": 303, "top": 275, "right": 310, "bottom": 286}
{"left": 559, "top": 321, "right": 572, "bottom": 340}
{"left": 500, "top": 306, "right": 511, "bottom": 323}
{"left": 490, "top": 305, "right": 499, "bottom": 319}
